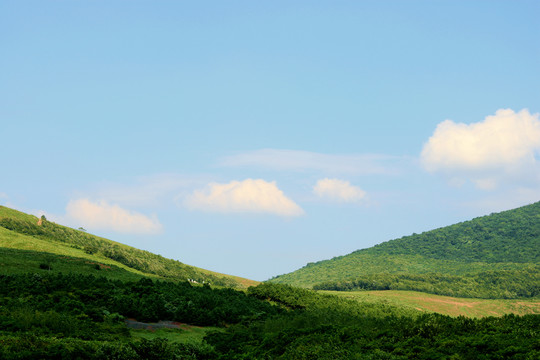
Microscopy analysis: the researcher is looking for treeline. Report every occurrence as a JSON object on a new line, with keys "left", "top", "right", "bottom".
{"left": 205, "top": 283, "right": 540, "bottom": 359}
{"left": 0, "top": 273, "right": 277, "bottom": 358}
{"left": 312, "top": 267, "right": 540, "bottom": 298}
{"left": 0, "top": 273, "right": 277, "bottom": 327}
{"left": 1, "top": 277, "right": 539, "bottom": 359}
{"left": 0, "top": 216, "right": 236, "bottom": 287}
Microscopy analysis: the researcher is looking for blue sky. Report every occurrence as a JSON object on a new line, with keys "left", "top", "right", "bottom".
{"left": 1, "top": 1, "right": 539, "bottom": 280}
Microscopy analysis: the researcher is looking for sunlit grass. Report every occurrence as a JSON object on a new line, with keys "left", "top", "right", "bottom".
{"left": 321, "top": 290, "right": 540, "bottom": 318}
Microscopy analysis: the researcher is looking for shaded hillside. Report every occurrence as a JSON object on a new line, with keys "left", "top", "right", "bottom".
{"left": 0, "top": 206, "right": 257, "bottom": 288}
{"left": 270, "top": 201, "right": 540, "bottom": 298}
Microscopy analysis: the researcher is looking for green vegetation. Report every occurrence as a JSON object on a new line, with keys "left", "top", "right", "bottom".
{"left": 0, "top": 273, "right": 277, "bottom": 359}
{"left": 0, "top": 206, "right": 257, "bottom": 288}
{"left": 0, "top": 247, "right": 145, "bottom": 282}
{"left": 205, "top": 283, "right": 540, "bottom": 359}
{"left": 313, "top": 267, "right": 540, "bottom": 298}
{"left": 130, "top": 326, "right": 222, "bottom": 346}
{"left": 0, "top": 273, "right": 277, "bottom": 327}
{"left": 2, "top": 278, "right": 538, "bottom": 359}
{"left": 271, "top": 201, "right": 540, "bottom": 298}
{"left": 322, "top": 290, "right": 540, "bottom": 318}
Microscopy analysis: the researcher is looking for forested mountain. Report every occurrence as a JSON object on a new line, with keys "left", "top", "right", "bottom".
{"left": 0, "top": 206, "right": 256, "bottom": 288}
{"left": 270, "top": 201, "right": 540, "bottom": 298}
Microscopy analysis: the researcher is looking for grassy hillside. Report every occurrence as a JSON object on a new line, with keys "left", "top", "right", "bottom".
{"left": 0, "top": 206, "right": 258, "bottom": 288}
{"left": 270, "top": 201, "right": 540, "bottom": 298}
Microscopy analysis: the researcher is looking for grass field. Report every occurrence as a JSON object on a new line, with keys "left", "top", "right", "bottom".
{"left": 321, "top": 290, "right": 540, "bottom": 318}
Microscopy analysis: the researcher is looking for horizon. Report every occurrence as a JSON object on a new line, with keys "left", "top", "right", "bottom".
{"left": 1, "top": 1, "right": 539, "bottom": 280}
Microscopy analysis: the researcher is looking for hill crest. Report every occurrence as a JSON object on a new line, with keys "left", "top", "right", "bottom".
{"left": 269, "top": 201, "right": 540, "bottom": 298}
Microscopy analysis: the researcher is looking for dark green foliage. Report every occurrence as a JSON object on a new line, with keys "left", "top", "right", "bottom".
{"left": 0, "top": 335, "right": 217, "bottom": 360}
{"left": 0, "top": 277, "right": 538, "bottom": 358}
{"left": 205, "top": 284, "right": 540, "bottom": 359}
{"left": 0, "top": 273, "right": 276, "bottom": 358}
{"left": 271, "top": 201, "right": 540, "bottom": 292}
{"left": 0, "top": 273, "right": 278, "bottom": 326}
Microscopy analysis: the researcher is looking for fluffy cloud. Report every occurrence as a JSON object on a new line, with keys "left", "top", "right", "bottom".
{"left": 421, "top": 108, "right": 540, "bottom": 188}
{"left": 184, "top": 179, "right": 304, "bottom": 216}
{"left": 313, "top": 178, "right": 366, "bottom": 203}
{"left": 66, "top": 199, "right": 163, "bottom": 234}
{"left": 220, "top": 149, "right": 406, "bottom": 175}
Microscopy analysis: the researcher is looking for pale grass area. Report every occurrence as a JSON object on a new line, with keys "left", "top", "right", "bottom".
{"left": 321, "top": 290, "right": 540, "bottom": 318}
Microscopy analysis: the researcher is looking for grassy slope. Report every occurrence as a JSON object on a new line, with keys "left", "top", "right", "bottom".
{"left": 0, "top": 206, "right": 258, "bottom": 288}
{"left": 270, "top": 201, "right": 540, "bottom": 289}
{"left": 323, "top": 290, "right": 540, "bottom": 318}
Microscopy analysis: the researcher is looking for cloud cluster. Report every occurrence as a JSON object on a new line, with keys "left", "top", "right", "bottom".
{"left": 421, "top": 108, "right": 540, "bottom": 189}
{"left": 66, "top": 199, "right": 163, "bottom": 234}
{"left": 184, "top": 179, "right": 304, "bottom": 217}
{"left": 313, "top": 178, "right": 366, "bottom": 203}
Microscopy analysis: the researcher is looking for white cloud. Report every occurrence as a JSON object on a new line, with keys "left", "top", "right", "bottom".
{"left": 313, "top": 178, "right": 366, "bottom": 203}
{"left": 184, "top": 179, "right": 304, "bottom": 216}
{"left": 220, "top": 149, "right": 407, "bottom": 175}
{"left": 421, "top": 108, "right": 540, "bottom": 188}
{"left": 65, "top": 199, "right": 163, "bottom": 234}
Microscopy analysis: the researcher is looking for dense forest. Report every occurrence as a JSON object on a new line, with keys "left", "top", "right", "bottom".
{"left": 1, "top": 278, "right": 538, "bottom": 359}
{"left": 271, "top": 201, "right": 540, "bottom": 291}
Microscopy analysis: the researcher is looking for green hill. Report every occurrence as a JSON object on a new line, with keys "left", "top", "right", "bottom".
{"left": 0, "top": 206, "right": 257, "bottom": 288}
{"left": 269, "top": 201, "right": 540, "bottom": 299}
